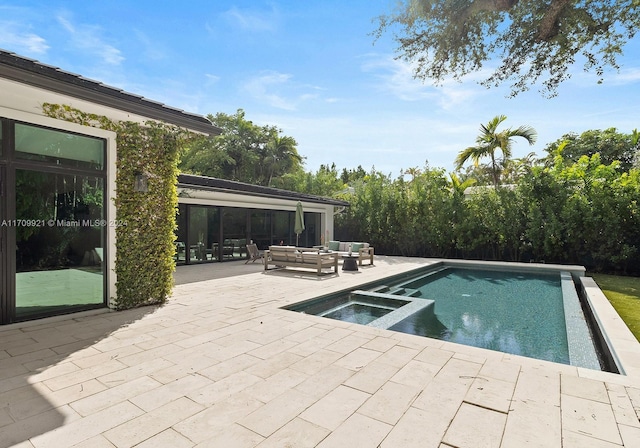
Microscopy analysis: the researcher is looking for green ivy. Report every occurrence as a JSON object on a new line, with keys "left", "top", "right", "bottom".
{"left": 42, "top": 103, "right": 195, "bottom": 309}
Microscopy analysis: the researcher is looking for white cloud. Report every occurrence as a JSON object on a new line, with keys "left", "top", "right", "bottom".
{"left": 221, "top": 6, "right": 278, "bottom": 32}
{"left": 436, "top": 79, "right": 487, "bottom": 111}
{"left": 242, "top": 71, "right": 324, "bottom": 111}
{"left": 132, "top": 29, "right": 165, "bottom": 61}
{"left": 361, "top": 54, "right": 435, "bottom": 101}
{"left": 607, "top": 67, "right": 640, "bottom": 85}
{"left": 0, "top": 21, "right": 48, "bottom": 54}
{"left": 244, "top": 71, "right": 296, "bottom": 110}
{"left": 56, "top": 15, "right": 124, "bottom": 66}
{"left": 559, "top": 57, "right": 640, "bottom": 89}
{"left": 205, "top": 73, "right": 220, "bottom": 84}
{"left": 360, "top": 53, "right": 489, "bottom": 110}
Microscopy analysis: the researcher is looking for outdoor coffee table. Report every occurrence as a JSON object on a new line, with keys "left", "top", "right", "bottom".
{"left": 341, "top": 254, "right": 359, "bottom": 271}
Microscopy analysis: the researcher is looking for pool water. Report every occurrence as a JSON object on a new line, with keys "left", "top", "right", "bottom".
{"left": 321, "top": 302, "right": 395, "bottom": 325}
{"left": 388, "top": 268, "right": 570, "bottom": 364}
{"left": 285, "top": 265, "right": 603, "bottom": 368}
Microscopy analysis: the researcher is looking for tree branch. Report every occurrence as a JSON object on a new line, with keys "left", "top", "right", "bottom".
{"left": 461, "top": 0, "right": 575, "bottom": 42}
{"left": 460, "top": 0, "right": 519, "bottom": 18}
{"left": 536, "top": 0, "right": 574, "bottom": 41}
{"left": 466, "top": 0, "right": 519, "bottom": 14}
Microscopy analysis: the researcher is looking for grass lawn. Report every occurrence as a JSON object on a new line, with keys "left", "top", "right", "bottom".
{"left": 592, "top": 274, "right": 640, "bottom": 342}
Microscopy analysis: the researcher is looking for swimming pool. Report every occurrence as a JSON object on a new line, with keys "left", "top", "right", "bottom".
{"left": 285, "top": 264, "right": 606, "bottom": 370}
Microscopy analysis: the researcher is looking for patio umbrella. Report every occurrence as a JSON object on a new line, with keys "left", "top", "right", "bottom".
{"left": 294, "top": 201, "right": 305, "bottom": 246}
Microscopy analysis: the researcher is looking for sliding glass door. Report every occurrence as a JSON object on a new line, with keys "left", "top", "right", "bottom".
{"left": 187, "top": 206, "right": 220, "bottom": 263}
{"left": 14, "top": 170, "right": 105, "bottom": 318}
{"left": 0, "top": 119, "right": 107, "bottom": 324}
{"left": 174, "top": 205, "right": 323, "bottom": 266}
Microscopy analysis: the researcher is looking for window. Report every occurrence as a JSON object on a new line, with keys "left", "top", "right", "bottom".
{"left": 15, "top": 123, "right": 104, "bottom": 170}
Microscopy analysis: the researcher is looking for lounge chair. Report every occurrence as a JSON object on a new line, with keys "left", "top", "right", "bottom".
{"left": 245, "top": 243, "right": 263, "bottom": 264}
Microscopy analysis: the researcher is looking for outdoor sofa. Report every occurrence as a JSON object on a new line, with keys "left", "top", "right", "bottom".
{"left": 264, "top": 246, "right": 338, "bottom": 274}
{"left": 326, "top": 241, "right": 374, "bottom": 266}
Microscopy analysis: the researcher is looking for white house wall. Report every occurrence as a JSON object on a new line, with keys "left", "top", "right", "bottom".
{"left": 0, "top": 76, "right": 203, "bottom": 309}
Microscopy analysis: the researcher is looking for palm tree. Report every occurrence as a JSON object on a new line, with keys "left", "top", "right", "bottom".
{"left": 448, "top": 172, "right": 476, "bottom": 197}
{"left": 501, "top": 151, "right": 539, "bottom": 183}
{"left": 264, "top": 134, "right": 302, "bottom": 186}
{"left": 632, "top": 129, "right": 640, "bottom": 170}
{"left": 455, "top": 115, "right": 537, "bottom": 187}
{"left": 402, "top": 166, "right": 422, "bottom": 182}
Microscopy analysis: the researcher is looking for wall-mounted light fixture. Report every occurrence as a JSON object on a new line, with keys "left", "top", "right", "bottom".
{"left": 134, "top": 172, "right": 148, "bottom": 192}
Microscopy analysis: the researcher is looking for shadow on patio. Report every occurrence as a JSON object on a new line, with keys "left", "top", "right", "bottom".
{"left": 0, "top": 306, "right": 159, "bottom": 447}
{"left": 174, "top": 260, "right": 265, "bottom": 285}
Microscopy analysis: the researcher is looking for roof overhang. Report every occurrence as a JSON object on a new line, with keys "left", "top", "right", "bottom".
{"left": 178, "top": 173, "right": 350, "bottom": 207}
{"left": 0, "top": 49, "right": 220, "bottom": 135}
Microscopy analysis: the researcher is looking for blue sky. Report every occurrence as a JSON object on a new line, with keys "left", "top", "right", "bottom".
{"left": 1, "top": 1, "right": 639, "bottom": 177}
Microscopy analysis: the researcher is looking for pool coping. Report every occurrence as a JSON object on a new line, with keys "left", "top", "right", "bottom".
{"left": 580, "top": 277, "right": 640, "bottom": 378}
{"left": 350, "top": 291, "right": 436, "bottom": 330}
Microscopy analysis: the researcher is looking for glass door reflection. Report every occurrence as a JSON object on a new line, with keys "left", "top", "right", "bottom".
{"left": 187, "top": 206, "right": 219, "bottom": 264}
{"left": 15, "top": 169, "right": 105, "bottom": 318}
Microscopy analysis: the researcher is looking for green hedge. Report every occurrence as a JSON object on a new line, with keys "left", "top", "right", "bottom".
{"left": 335, "top": 158, "right": 640, "bottom": 275}
{"left": 43, "top": 104, "right": 193, "bottom": 309}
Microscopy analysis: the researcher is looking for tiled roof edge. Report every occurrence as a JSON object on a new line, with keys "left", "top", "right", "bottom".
{"left": 0, "top": 49, "right": 220, "bottom": 135}
{"left": 178, "top": 173, "right": 350, "bottom": 207}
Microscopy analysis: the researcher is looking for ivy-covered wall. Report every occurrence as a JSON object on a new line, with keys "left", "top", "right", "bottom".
{"left": 43, "top": 104, "right": 192, "bottom": 309}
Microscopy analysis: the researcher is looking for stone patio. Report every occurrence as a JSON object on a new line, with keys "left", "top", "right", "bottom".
{"left": 1, "top": 256, "right": 639, "bottom": 447}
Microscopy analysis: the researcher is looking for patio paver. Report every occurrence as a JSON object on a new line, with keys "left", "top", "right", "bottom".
{"left": 0, "top": 257, "right": 639, "bottom": 447}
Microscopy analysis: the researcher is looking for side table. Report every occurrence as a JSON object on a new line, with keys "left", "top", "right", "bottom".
{"left": 342, "top": 254, "right": 359, "bottom": 271}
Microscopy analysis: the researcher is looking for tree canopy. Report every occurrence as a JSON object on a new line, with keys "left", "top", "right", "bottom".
{"left": 179, "top": 109, "right": 304, "bottom": 186}
{"left": 543, "top": 127, "right": 639, "bottom": 171}
{"left": 374, "top": 0, "right": 640, "bottom": 96}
